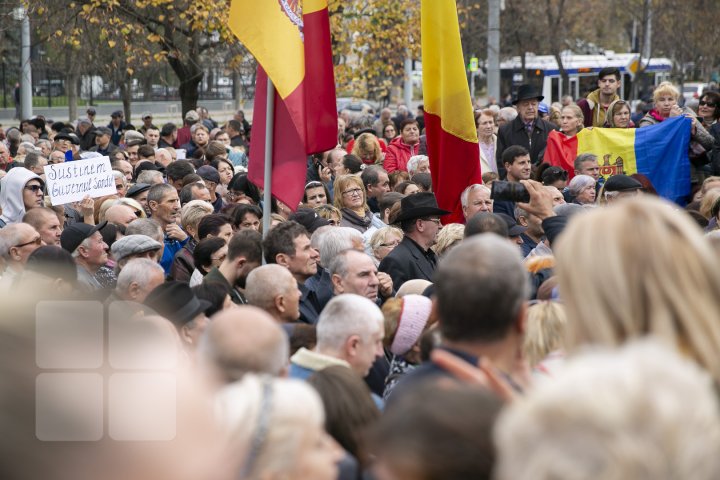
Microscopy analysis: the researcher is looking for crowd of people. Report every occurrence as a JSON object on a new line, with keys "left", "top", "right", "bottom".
{"left": 2, "top": 68, "right": 720, "bottom": 480}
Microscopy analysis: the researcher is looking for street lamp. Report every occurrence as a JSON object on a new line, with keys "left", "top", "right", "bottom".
{"left": 13, "top": 6, "right": 32, "bottom": 120}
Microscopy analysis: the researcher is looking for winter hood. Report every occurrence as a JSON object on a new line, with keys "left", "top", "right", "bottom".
{"left": 0, "top": 167, "right": 43, "bottom": 225}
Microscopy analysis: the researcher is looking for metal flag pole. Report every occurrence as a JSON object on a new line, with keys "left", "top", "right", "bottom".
{"left": 262, "top": 78, "right": 275, "bottom": 239}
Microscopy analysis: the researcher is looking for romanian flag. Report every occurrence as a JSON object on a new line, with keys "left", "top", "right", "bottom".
{"left": 422, "top": 0, "right": 482, "bottom": 224}
{"left": 229, "top": 0, "right": 337, "bottom": 209}
{"left": 545, "top": 116, "right": 692, "bottom": 203}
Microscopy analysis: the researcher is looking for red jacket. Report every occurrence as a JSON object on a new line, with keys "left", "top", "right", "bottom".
{"left": 383, "top": 137, "right": 420, "bottom": 173}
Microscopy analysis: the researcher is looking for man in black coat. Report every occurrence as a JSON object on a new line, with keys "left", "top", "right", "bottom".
{"left": 496, "top": 84, "right": 558, "bottom": 177}
{"left": 379, "top": 192, "right": 450, "bottom": 289}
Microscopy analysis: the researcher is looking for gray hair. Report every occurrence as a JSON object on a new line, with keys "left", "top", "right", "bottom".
{"left": 35, "top": 139, "right": 52, "bottom": 150}
{"left": 318, "top": 227, "right": 362, "bottom": 267}
{"left": 245, "top": 264, "right": 296, "bottom": 312}
{"left": 136, "top": 170, "right": 163, "bottom": 185}
{"left": 112, "top": 170, "right": 127, "bottom": 184}
{"left": 498, "top": 107, "right": 518, "bottom": 123}
{"left": 494, "top": 340, "right": 720, "bottom": 480}
{"left": 0, "top": 225, "right": 27, "bottom": 260}
{"left": 147, "top": 183, "right": 175, "bottom": 205}
{"left": 126, "top": 218, "right": 163, "bottom": 243}
{"left": 116, "top": 258, "right": 164, "bottom": 294}
{"left": 573, "top": 153, "right": 597, "bottom": 171}
{"left": 568, "top": 174, "right": 595, "bottom": 197}
{"left": 326, "top": 248, "right": 366, "bottom": 279}
{"left": 316, "top": 294, "right": 383, "bottom": 351}
{"left": 407, "top": 155, "right": 429, "bottom": 176}
{"left": 460, "top": 184, "right": 491, "bottom": 209}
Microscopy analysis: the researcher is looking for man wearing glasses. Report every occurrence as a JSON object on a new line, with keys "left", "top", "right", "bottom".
{"left": 0, "top": 167, "right": 45, "bottom": 228}
{"left": 379, "top": 192, "right": 449, "bottom": 289}
{"left": 0, "top": 223, "right": 43, "bottom": 290}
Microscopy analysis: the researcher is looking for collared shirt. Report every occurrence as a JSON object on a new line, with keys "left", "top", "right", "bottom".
{"left": 479, "top": 140, "right": 496, "bottom": 173}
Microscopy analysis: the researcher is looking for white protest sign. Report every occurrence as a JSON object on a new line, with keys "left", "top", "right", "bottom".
{"left": 44, "top": 156, "right": 116, "bottom": 206}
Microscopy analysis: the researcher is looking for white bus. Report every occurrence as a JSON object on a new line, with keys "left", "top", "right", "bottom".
{"left": 500, "top": 51, "right": 672, "bottom": 103}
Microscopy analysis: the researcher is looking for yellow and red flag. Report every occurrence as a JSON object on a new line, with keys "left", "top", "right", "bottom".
{"left": 229, "top": 0, "right": 337, "bottom": 209}
{"left": 422, "top": 0, "right": 482, "bottom": 223}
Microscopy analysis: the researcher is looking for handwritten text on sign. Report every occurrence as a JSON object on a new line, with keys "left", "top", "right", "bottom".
{"left": 44, "top": 156, "right": 116, "bottom": 206}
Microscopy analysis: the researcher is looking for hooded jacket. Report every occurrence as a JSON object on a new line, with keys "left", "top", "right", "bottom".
{"left": 0, "top": 167, "right": 43, "bottom": 227}
{"left": 577, "top": 89, "right": 620, "bottom": 128}
{"left": 383, "top": 136, "right": 420, "bottom": 173}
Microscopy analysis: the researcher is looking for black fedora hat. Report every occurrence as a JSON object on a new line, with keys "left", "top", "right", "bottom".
{"left": 395, "top": 192, "right": 451, "bottom": 223}
{"left": 512, "top": 84, "right": 544, "bottom": 104}
{"left": 144, "top": 281, "right": 212, "bottom": 328}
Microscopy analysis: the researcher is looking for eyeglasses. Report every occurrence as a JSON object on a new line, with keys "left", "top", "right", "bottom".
{"left": 699, "top": 100, "right": 717, "bottom": 108}
{"left": 14, "top": 236, "right": 42, "bottom": 248}
{"left": 24, "top": 184, "right": 43, "bottom": 193}
{"left": 342, "top": 188, "right": 363, "bottom": 197}
{"left": 422, "top": 218, "right": 441, "bottom": 225}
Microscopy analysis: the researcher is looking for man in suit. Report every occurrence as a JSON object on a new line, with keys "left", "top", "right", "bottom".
{"left": 379, "top": 192, "right": 449, "bottom": 289}
{"left": 496, "top": 84, "right": 557, "bottom": 177}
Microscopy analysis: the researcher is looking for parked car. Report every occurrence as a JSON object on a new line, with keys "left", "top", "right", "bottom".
{"left": 682, "top": 82, "right": 708, "bottom": 102}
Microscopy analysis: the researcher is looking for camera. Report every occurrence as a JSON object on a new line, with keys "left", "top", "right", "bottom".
{"left": 490, "top": 181, "right": 530, "bottom": 203}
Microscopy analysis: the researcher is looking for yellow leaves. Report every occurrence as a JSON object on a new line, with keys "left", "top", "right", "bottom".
{"left": 36, "top": 6, "right": 45, "bottom": 15}
{"left": 55, "top": 30, "right": 63, "bottom": 37}
{"left": 158, "top": 14, "right": 165, "bottom": 21}
{"left": 108, "top": 39, "right": 117, "bottom": 48}
{"left": 126, "top": 67, "right": 134, "bottom": 75}
{"left": 147, "top": 33, "right": 161, "bottom": 43}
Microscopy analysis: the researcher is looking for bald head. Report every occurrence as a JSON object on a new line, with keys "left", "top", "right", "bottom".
{"left": 197, "top": 306, "right": 290, "bottom": 387}
{"left": 244, "top": 264, "right": 300, "bottom": 322}
{"left": 105, "top": 204, "right": 137, "bottom": 228}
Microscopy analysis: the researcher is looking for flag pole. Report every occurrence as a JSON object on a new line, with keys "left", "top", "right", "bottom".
{"left": 262, "top": 78, "right": 275, "bottom": 239}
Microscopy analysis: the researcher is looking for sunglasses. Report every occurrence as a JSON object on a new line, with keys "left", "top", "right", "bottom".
{"left": 24, "top": 184, "right": 43, "bottom": 193}
{"left": 699, "top": 100, "right": 717, "bottom": 108}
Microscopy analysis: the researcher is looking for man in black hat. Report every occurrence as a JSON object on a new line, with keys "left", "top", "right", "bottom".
{"left": 496, "top": 84, "right": 558, "bottom": 176}
{"left": 379, "top": 192, "right": 449, "bottom": 289}
{"left": 144, "top": 280, "right": 212, "bottom": 349}
{"left": 602, "top": 175, "right": 643, "bottom": 204}
{"left": 60, "top": 221, "right": 109, "bottom": 292}
{"left": 90, "top": 127, "right": 118, "bottom": 156}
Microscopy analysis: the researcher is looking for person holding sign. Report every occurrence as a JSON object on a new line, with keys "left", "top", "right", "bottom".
{"left": 0, "top": 167, "right": 45, "bottom": 228}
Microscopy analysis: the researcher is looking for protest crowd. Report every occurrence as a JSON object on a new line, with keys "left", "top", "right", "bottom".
{"left": 4, "top": 66, "right": 720, "bottom": 480}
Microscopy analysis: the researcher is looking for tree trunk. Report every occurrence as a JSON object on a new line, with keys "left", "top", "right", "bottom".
{"left": 119, "top": 79, "right": 132, "bottom": 121}
{"left": 168, "top": 56, "right": 202, "bottom": 117}
{"left": 67, "top": 72, "right": 79, "bottom": 122}
{"left": 142, "top": 75, "right": 153, "bottom": 101}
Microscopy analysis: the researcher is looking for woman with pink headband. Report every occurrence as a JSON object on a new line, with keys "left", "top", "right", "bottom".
{"left": 381, "top": 294, "right": 435, "bottom": 399}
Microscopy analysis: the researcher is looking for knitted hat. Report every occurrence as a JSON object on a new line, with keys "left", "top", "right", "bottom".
{"left": 390, "top": 294, "right": 432, "bottom": 356}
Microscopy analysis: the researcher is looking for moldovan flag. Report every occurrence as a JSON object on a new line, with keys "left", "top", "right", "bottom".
{"left": 229, "top": 0, "right": 337, "bottom": 209}
{"left": 422, "top": 0, "right": 482, "bottom": 224}
{"left": 545, "top": 116, "right": 692, "bottom": 203}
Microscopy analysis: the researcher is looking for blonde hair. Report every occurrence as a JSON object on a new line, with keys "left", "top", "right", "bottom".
{"left": 314, "top": 204, "right": 342, "bottom": 223}
{"left": 432, "top": 223, "right": 465, "bottom": 256}
{"left": 116, "top": 197, "right": 147, "bottom": 218}
{"left": 181, "top": 199, "right": 214, "bottom": 232}
{"left": 700, "top": 176, "right": 720, "bottom": 196}
{"left": 351, "top": 133, "right": 383, "bottom": 165}
{"left": 523, "top": 301, "right": 567, "bottom": 366}
{"left": 333, "top": 174, "right": 368, "bottom": 211}
{"left": 699, "top": 188, "right": 720, "bottom": 219}
{"left": 555, "top": 196, "right": 720, "bottom": 380}
{"left": 369, "top": 226, "right": 403, "bottom": 257}
{"left": 562, "top": 104, "right": 584, "bottom": 131}
{"left": 653, "top": 81, "right": 680, "bottom": 103}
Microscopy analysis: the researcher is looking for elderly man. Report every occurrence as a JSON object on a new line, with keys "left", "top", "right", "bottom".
{"left": 144, "top": 281, "right": 211, "bottom": 349}
{"left": 0, "top": 167, "right": 45, "bottom": 227}
{"left": 461, "top": 184, "right": 493, "bottom": 220}
{"left": 60, "top": 221, "right": 109, "bottom": 291}
{"left": 203, "top": 229, "right": 263, "bottom": 305}
{"left": 289, "top": 294, "right": 384, "bottom": 380}
{"left": 105, "top": 203, "right": 138, "bottom": 228}
{"left": 147, "top": 183, "right": 188, "bottom": 275}
{"left": 90, "top": 127, "right": 118, "bottom": 156}
{"left": 0, "top": 223, "right": 42, "bottom": 290}
{"left": 496, "top": 84, "right": 557, "bottom": 174}
{"left": 245, "top": 264, "right": 301, "bottom": 323}
{"left": 107, "top": 258, "right": 165, "bottom": 304}
{"left": 263, "top": 221, "right": 322, "bottom": 324}
{"left": 198, "top": 306, "right": 289, "bottom": 387}
{"left": 24, "top": 152, "right": 48, "bottom": 178}
{"left": 23, "top": 207, "right": 62, "bottom": 246}
{"left": 379, "top": 192, "right": 449, "bottom": 289}
{"left": 328, "top": 248, "right": 393, "bottom": 304}
{"left": 0, "top": 143, "right": 11, "bottom": 170}
{"left": 392, "top": 234, "right": 530, "bottom": 398}
{"left": 110, "top": 234, "right": 163, "bottom": 273}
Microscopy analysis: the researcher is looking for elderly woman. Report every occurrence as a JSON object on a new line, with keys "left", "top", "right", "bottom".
{"left": 568, "top": 174, "right": 596, "bottom": 205}
{"left": 698, "top": 91, "right": 720, "bottom": 149}
{"left": 603, "top": 99, "right": 634, "bottom": 128}
{"left": 334, "top": 174, "right": 377, "bottom": 233}
{"left": 407, "top": 155, "right": 430, "bottom": 176}
{"left": 640, "top": 83, "right": 715, "bottom": 185}
{"left": 216, "top": 375, "right": 342, "bottom": 480}
{"left": 433, "top": 223, "right": 465, "bottom": 257}
{"left": 544, "top": 105, "right": 585, "bottom": 177}
{"left": 315, "top": 204, "right": 342, "bottom": 226}
{"left": 369, "top": 226, "right": 403, "bottom": 266}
